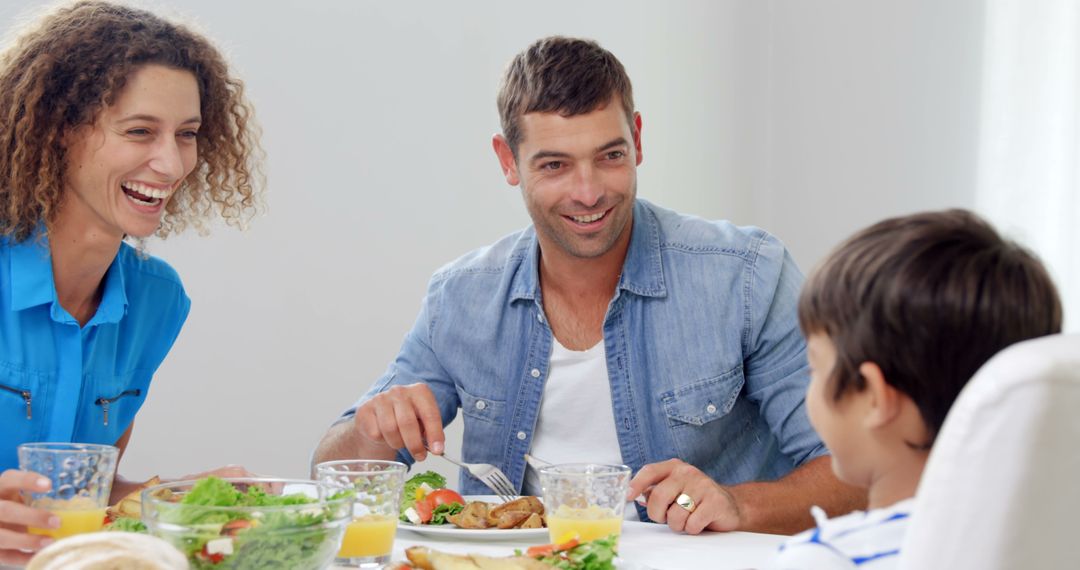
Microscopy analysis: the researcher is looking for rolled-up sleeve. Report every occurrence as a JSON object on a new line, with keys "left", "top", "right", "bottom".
{"left": 742, "top": 233, "right": 827, "bottom": 466}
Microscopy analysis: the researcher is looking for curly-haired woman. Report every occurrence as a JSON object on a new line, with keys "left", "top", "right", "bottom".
{"left": 0, "top": 2, "right": 263, "bottom": 562}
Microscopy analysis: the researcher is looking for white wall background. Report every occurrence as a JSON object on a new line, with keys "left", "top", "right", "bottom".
{"left": 2, "top": 0, "right": 1030, "bottom": 486}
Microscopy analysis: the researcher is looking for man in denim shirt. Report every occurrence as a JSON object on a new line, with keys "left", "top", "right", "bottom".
{"left": 316, "top": 36, "right": 864, "bottom": 534}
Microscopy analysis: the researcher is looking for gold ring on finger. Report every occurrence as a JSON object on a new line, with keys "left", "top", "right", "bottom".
{"left": 675, "top": 492, "right": 697, "bottom": 513}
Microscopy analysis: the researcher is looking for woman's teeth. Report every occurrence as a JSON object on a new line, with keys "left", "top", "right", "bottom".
{"left": 571, "top": 211, "right": 606, "bottom": 223}
{"left": 124, "top": 193, "right": 161, "bottom": 206}
{"left": 122, "top": 181, "right": 170, "bottom": 206}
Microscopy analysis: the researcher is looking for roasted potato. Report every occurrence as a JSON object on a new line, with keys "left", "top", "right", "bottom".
{"left": 447, "top": 501, "right": 491, "bottom": 529}
{"left": 488, "top": 496, "right": 544, "bottom": 520}
{"left": 443, "top": 496, "right": 546, "bottom": 530}
{"left": 493, "top": 510, "right": 531, "bottom": 529}
{"left": 106, "top": 476, "right": 161, "bottom": 521}
{"left": 518, "top": 513, "right": 544, "bottom": 529}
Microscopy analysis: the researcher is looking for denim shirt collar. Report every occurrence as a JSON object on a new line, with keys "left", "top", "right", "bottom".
{"left": 508, "top": 199, "right": 668, "bottom": 304}
{"left": 9, "top": 229, "right": 128, "bottom": 325}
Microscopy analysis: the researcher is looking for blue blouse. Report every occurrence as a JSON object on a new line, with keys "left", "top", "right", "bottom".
{"left": 1, "top": 234, "right": 190, "bottom": 471}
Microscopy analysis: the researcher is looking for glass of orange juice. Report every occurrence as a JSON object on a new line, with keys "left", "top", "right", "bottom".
{"left": 17, "top": 442, "right": 119, "bottom": 539}
{"left": 540, "top": 463, "right": 631, "bottom": 545}
{"left": 316, "top": 459, "right": 406, "bottom": 568}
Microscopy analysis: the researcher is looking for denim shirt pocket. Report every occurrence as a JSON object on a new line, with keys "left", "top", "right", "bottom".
{"left": 459, "top": 385, "right": 506, "bottom": 425}
{"left": 661, "top": 366, "right": 744, "bottom": 425}
{"left": 0, "top": 362, "right": 48, "bottom": 443}
{"left": 659, "top": 366, "right": 750, "bottom": 462}
{"left": 457, "top": 385, "right": 507, "bottom": 475}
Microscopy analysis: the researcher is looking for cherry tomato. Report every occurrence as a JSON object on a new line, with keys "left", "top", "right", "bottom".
{"left": 414, "top": 498, "right": 434, "bottom": 523}
{"left": 222, "top": 519, "right": 254, "bottom": 536}
{"left": 198, "top": 545, "right": 226, "bottom": 564}
{"left": 425, "top": 489, "right": 465, "bottom": 508}
{"left": 527, "top": 538, "right": 580, "bottom": 557}
{"left": 525, "top": 544, "right": 555, "bottom": 557}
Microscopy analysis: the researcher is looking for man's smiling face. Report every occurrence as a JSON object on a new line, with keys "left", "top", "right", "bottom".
{"left": 501, "top": 99, "right": 642, "bottom": 261}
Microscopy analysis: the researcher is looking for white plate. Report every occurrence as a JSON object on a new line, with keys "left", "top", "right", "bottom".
{"left": 398, "top": 495, "right": 549, "bottom": 541}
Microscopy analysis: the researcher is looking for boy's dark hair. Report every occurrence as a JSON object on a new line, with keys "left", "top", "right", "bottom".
{"left": 798, "top": 209, "right": 1062, "bottom": 443}
{"left": 497, "top": 36, "right": 634, "bottom": 157}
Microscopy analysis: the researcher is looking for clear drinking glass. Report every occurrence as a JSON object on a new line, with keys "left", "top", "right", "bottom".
{"left": 315, "top": 460, "right": 407, "bottom": 569}
{"left": 539, "top": 463, "right": 631, "bottom": 545}
{"left": 17, "top": 442, "right": 119, "bottom": 539}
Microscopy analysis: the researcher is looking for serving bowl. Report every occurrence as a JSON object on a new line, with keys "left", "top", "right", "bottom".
{"left": 141, "top": 477, "right": 353, "bottom": 570}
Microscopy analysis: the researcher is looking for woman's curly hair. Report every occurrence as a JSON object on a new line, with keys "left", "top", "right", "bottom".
{"left": 0, "top": 0, "right": 263, "bottom": 243}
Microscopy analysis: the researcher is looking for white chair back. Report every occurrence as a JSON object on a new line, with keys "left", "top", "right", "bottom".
{"left": 899, "top": 334, "right": 1080, "bottom": 569}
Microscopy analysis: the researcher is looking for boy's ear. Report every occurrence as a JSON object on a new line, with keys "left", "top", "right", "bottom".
{"left": 858, "top": 361, "right": 903, "bottom": 429}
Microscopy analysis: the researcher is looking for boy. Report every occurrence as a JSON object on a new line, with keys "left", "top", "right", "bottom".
{"left": 770, "top": 209, "right": 1062, "bottom": 569}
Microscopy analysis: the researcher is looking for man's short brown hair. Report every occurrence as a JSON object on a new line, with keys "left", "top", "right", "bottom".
{"left": 798, "top": 209, "right": 1062, "bottom": 443}
{"left": 497, "top": 36, "right": 635, "bottom": 157}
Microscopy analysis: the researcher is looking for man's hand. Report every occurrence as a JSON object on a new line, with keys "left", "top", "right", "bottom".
{"left": 0, "top": 470, "right": 60, "bottom": 566}
{"left": 627, "top": 459, "right": 741, "bottom": 535}
{"left": 354, "top": 383, "right": 445, "bottom": 461}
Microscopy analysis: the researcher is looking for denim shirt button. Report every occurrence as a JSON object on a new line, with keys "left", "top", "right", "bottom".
{"left": 706, "top": 403, "right": 718, "bottom": 414}
{"left": 530, "top": 368, "right": 541, "bottom": 378}
{"left": 517, "top": 431, "right": 527, "bottom": 440}
{"left": 476, "top": 400, "right": 487, "bottom": 410}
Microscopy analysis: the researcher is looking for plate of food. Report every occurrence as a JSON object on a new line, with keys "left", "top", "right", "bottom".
{"left": 397, "top": 471, "right": 549, "bottom": 540}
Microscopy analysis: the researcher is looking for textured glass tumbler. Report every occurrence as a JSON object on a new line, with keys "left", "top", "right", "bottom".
{"left": 540, "top": 463, "right": 631, "bottom": 545}
{"left": 18, "top": 442, "right": 119, "bottom": 538}
{"left": 316, "top": 460, "right": 407, "bottom": 569}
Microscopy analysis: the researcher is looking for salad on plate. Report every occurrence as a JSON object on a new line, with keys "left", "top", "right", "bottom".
{"left": 400, "top": 471, "right": 467, "bottom": 525}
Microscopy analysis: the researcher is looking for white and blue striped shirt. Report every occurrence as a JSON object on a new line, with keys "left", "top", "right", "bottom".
{"left": 769, "top": 498, "right": 914, "bottom": 570}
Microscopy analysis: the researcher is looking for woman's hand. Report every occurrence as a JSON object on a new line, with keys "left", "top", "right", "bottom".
{"left": 177, "top": 465, "right": 281, "bottom": 493}
{"left": 112, "top": 464, "right": 265, "bottom": 504}
{"left": 176, "top": 464, "right": 258, "bottom": 481}
{"left": 0, "top": 469, "right": 60, "bottom": 566}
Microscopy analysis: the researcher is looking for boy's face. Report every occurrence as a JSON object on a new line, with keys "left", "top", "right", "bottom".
{"left": 805, "top": 333, "right": 873, "bottom": 488}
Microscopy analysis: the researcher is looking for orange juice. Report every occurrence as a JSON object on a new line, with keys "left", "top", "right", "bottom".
{"left": 29, "top": 507, "right": 107, "bottom": 539}
{"left": 337, "top": 514, "right": 397, "bottom": 558}
{"left": 546, "top": 505, "right": 623, "bottom": 543}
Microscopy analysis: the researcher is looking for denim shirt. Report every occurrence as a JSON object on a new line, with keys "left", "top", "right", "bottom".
{"left": 1, "top": 234, "right": 190, "bottom": 471}
{"left": 349, "top": 199, "right": 824, "bottom": 498}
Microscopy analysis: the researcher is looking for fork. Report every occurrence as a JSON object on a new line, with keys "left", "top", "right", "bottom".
{"left": 425, "top": 445, "right": 517, "bottom": 503}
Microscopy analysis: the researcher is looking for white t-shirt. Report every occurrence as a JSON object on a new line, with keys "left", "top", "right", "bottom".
{"left": 522, "top": 337, "right": 624, "bottom": 497}
{"left": 768, "top": 498, "right": 914, "bottom": 570}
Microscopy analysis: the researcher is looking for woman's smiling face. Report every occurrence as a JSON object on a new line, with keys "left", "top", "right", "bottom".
{"left": 61, "top": 64, "right": 201, "bottom": 239}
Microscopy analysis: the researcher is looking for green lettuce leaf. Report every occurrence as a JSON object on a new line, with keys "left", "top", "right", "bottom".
{"left": 103, "top": 518, "right": 148, "bottom": 533}
{"left": 531, "top": 536, "right": 618, "bottom": 570}
{"left": 429, "top": 502, "right": 464, "bottom": 525}
{"left": 399, "top": 471, "right": 447, "bottom": 516}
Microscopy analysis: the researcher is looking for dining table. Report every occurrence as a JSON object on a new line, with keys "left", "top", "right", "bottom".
{"left": 333, "top": 520, "right": 787, "bottom": 570}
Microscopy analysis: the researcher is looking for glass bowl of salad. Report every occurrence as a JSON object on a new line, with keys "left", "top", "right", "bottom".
{"left": 141, "top": 477, "right": 354, "bottom": 570}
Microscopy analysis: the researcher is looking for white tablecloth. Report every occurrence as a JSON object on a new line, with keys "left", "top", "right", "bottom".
{"left": 346, "top": 520, "right": 786, "bottom": 570}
